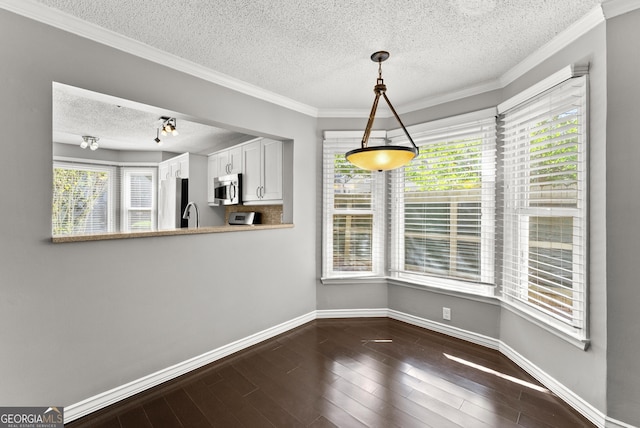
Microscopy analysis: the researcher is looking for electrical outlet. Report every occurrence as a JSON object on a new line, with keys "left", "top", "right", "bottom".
{"left": 443, "top": 307, "right": 451, "bottom": 320}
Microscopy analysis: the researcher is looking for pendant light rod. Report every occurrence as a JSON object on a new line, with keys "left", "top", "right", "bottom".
{"left": 381, "top": 91, "right": 418, "bottom": 152}
{"left": 360, "top": 51, "right": 418, "bottom": 154}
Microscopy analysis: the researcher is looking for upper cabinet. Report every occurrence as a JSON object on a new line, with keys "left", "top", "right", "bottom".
{"left": 242, "top": 138, "right": 283, "bottom": 205}
{"left": 159, "top": 152, "right": 190, "bottom": 180}
{"left": 208, "top": 138, "right": 283, "bottom": 206}
{"left": 210, "top": 146, "right": 241, "bottom": 177}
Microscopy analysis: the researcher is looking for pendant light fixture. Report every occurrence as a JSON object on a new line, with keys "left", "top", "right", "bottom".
{"left": 346, "top": 51, "right": 418, "bottom": 171}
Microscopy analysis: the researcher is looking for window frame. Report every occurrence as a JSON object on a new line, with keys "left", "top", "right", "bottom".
{"left": 121, "top": 167, "right": 158, "bottom": 233}
{"left": 499, "top": 75, "right": 589, "bottom": 339}
{"left": 387, "top": 110, "right": 498, "bottom": 295}
{"left": 322, "top": 132, "right": 386, "bottom": 280}
{"left": 52, "top": 161, "right": 117, "bottom": 236}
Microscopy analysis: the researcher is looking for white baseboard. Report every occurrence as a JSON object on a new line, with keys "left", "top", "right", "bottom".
{"left": 605, "top": 416, "right": 639, "bottom": 428}
{"left": 315, "top": 308, "right": 388, "bottom": 319}
{"left": 499, "top": 342, "right": 607, "bottom": 427}
{"left": 65, "top": 308, "right": 620, "bottom": 428}
{"left": 64, "top": 311, "right": 316, "bottom": 423}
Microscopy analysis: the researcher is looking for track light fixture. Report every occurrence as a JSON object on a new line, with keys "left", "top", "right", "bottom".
{"left": 160, "top": 117, "right": 178, "bottom": 137}
{"left": 345, "top": 51, "right": 419, "bottom": 171}
{"left": 154, "top": 128, "right": 162, "bottom": 145}
{"left": 80, "top": 135, "right": 99, "bottom": 151}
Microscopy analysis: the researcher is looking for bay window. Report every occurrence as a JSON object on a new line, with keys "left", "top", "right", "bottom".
{"left": 321, "top": 68, "right": 588, "bottom": 340}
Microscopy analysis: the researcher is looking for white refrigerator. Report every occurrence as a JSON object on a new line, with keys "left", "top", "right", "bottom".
{"left": 158, "top": 178, "right": 188, "bottom": 230}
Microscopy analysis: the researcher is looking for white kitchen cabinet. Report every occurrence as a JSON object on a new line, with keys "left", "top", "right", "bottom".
{"left": 242, "top": 138, "right": 283, "bottom": 204}
{"left": 213, "top": 146, "right": 242, "bottom": 176}
{"left": 159, "top": 152, "right": 189, "bottom": 180}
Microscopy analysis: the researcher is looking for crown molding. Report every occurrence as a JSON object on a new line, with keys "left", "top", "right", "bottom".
{"left": 602, "top": 0, "right": 640, "bottom": 18}
{"left": 396, "top": 79, "right": 503, "bottom": 115}
{"left": 0, "top": 0, "right": 319, "bottom": 118}
{"left": 318, "top": 78, "right": 502, "bottom": 119}
{"left": 317, "top": 108, "right": 377, "bottom": 119}
{"left": 500, "top": 6, "right": 604, "bottom": 88}
{"left": 0, "top": 0, "right": 609, "bottom": 119}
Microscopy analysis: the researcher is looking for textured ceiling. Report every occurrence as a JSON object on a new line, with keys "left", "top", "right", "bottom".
{"left": 29, "top": 0, "right": 604, "bottom": 152}
{"left": 53, "top": 84, "right": 254, "bottom": 154}
{"left": 35, "top": 0, "right": 602, "bottom": 111}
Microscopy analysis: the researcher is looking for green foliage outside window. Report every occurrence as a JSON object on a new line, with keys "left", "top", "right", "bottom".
{"left": 52, "top": 168, "right": 109, "bottom": 236}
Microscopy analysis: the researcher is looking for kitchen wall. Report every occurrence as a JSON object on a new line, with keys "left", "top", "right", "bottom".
{"left": 0, "top": 8, "right": 316, "bottom": 408}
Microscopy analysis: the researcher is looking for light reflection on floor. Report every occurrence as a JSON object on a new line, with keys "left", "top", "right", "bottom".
{"left": 443, "top": 353, "right": 550, "bottom": 393}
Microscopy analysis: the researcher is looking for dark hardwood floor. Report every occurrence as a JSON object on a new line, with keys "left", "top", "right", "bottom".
{"left": 65, "top": 318, "right": 595, "bottom": 427}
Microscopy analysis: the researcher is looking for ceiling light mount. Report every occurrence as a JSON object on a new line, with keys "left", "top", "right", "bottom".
{"left": 80, "top": 135, "right": 99, "bottom": 151}
{"left": 346, "top": 51, "right": 419, "bottom": 171}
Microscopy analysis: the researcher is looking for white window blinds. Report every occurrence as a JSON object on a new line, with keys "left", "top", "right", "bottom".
{"left": 322, "top": 134, "right": 385, "bottom": 278}
{"left": 52, "top": 162, "right": 116, "bottom": 236}
{"left": 389, "top": 114, "right": 497, "bottom": 287}
{"left": 121, "top": 168, "right": 157, "bottom": 232}
{"left": 500, "top": 76, "right": 587, "bottom": 335}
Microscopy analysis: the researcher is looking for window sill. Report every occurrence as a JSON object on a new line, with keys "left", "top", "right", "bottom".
{"left": 320, "top": 276, "right": 388, "bottom": 286}
{"left": 51, "top": 223, "right": 294, "bottom": 243}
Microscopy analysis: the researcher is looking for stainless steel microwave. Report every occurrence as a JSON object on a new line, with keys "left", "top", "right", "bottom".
{"left": 212, "top": 173, "right": 242, "bottom": 206}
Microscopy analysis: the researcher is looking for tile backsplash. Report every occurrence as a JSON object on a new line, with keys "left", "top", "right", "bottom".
{"left": 225, "top": 205, "right": 283, "bottom": 225}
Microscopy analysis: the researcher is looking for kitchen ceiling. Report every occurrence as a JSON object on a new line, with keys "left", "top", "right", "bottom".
{"left": 18, "top": 0, "right": 605, "bottom": 152}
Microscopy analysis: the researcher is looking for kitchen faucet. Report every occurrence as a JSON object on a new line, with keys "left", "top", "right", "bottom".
{"left": 182, "top": 201, "right": 200, "bottom": 228}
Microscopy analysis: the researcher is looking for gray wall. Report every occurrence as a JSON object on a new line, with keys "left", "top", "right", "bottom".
{"left": 497, "top": 21, "right": 609, "bottom": 413}
{"left": 0, "top": 9, "right": 316, "bottom": 406}
{"left": 605, "top": 8, "right": 640, "bottom": 425}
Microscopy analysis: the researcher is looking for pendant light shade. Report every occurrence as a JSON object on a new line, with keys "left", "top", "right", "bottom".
{"left": 346, "top": 145, "right": 417, "bottom": 171}
{"left": 346, "top": 51, "right": 418, "bottom": 171}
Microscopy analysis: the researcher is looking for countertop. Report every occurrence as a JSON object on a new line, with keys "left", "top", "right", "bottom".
{"left": 51, "top": 223, "right": 294, "bottom": 243}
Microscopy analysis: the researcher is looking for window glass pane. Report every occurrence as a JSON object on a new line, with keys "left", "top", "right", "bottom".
{"left": 333, "top": 154, "right": 372, "bottom": 210}
{"left": 128, "top": 210, "right": 153, "bottom": 231}
{"left": 404, "top": 238, "right": 450, "bottom": 275}
{"left": 52, "top": 167, "right": 110, "bottom": 236}
{"left": 458, "top": 202, "right": 481, "bottom": 236}
{"left": 333, "top": 214, "right": 372, "bottom": 271}
{"left": 129, "top": 174, "right": 153, "bottom": 208}
{"left": 527, "top": 217, "right": 574, "bottom": 321}
{"left": 457, "top": 241, "right": 481, "bottom": 276}
{"left": 405, "top": 202, "right": 450, "bottom": 235}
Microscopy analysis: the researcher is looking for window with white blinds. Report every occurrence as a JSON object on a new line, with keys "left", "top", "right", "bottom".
{"left": 388, "top": 115, "right": 497, "bottom": 289}
{"left": 52, "top": 162, "right": 116, "bottom": 236}
{"left": 121, "top": 168, "right": 157, "bottom": 232}
{"left": 500, "top": 76, "right": 587, "bottom": 335}
{"left": 322, "top": 134, "right": 385, "bottom": 278}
